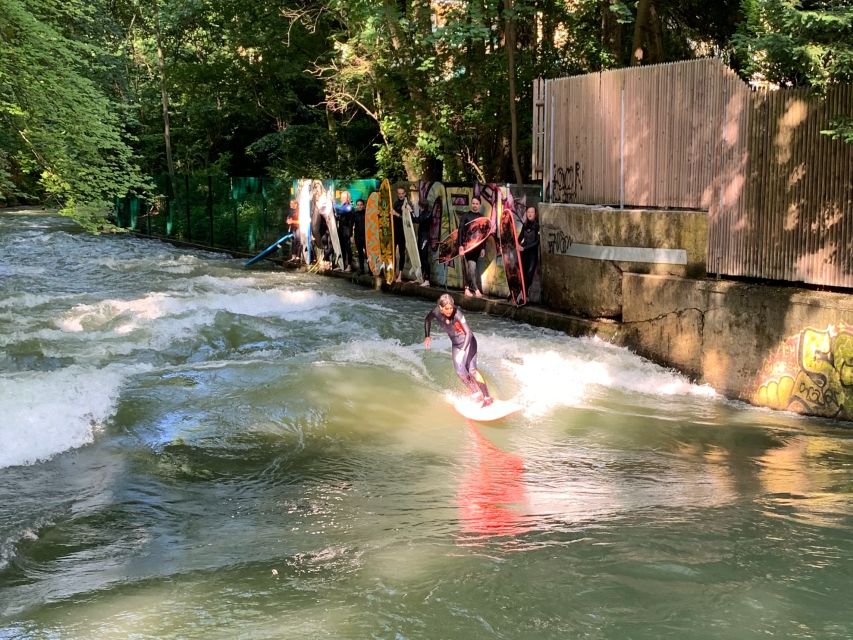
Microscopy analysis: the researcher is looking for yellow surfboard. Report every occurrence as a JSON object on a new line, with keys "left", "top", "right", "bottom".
{"left": 365, "top": 192, "right": 382, "bottom": 275}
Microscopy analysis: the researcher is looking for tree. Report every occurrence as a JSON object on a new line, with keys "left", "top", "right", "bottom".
{"left": 734, "top": 0, "right": 852, "bottom": 140}
{"left": 0, "top": 0, "right": 145, "bottom": 229}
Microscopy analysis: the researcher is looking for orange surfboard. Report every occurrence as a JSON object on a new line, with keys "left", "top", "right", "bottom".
{"left": 378, "top": 179, "right": 395, "bottom": 284}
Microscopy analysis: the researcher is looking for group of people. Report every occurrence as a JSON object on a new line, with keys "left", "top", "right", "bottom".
{"left": 285, "top": 185, "right": 541, "bottom": 303}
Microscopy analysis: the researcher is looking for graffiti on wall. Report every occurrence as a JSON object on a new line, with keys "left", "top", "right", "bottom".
{"left": 545, "top": 228, "right": 573, "bottom": 255}
{"left": 546, "top": 162, "right": 583, "bottom": 203}
{"left": 754, "top": 324, "right": 853, "bottom": 419}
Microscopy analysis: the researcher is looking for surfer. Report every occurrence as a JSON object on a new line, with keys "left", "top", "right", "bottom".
{"left": 458, "top": 197, "right": 485, "bottom": 298}
{"left": 424, "top": 294, "right": 493, "bottom": 407}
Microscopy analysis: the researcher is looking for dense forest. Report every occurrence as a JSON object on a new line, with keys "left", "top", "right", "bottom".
{"left": 0, "top": 0, "right": 850, "bottom": 229}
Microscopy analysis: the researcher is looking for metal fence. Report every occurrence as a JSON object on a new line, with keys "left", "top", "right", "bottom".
{"left": 533, "top": 59, "right": 853, "bottom": 288}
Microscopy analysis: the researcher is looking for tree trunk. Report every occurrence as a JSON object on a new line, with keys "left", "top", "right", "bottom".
{"left": 602, "top": 0, "right": 623, "bottom": 67}
{"left": 153, "top": 0, "right": 176, "bottom": 196}
{"left": 504, "top": 0, "right": 524, "bottom": 185}
{"left": 631, "top": 0, "right": 652, "bottom": 65}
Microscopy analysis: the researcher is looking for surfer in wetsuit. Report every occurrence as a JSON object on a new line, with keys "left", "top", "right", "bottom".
{"left": 424, "top": 293, "right": 493, "bottom": 407}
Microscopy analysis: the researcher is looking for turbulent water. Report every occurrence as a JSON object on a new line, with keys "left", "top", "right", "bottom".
{"left": 1, "top": 210, "right": 851, "bottom": 639}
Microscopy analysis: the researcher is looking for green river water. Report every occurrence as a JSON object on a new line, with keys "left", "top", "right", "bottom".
{"left": 0, "top": 211, "right": 851, "bottom": 639}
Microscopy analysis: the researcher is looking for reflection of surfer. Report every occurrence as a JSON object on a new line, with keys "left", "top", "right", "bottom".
{"left": 424, "top": 294, "right": 493, "bottom": 407}
{"left": 457, "top": 424, "right": 529, "bottom": 539}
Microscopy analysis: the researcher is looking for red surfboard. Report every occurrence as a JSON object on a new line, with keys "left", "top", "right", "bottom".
{"left": 436, "top": 216, "right": 493, "bottom": 264}
{"left": 498, "top": 198, "right": 527, "bottom": 305}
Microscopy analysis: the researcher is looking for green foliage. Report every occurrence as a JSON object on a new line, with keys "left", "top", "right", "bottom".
{"left": 0, "top": 0, "right": 146, "bottom": 224}
{"left": 735, "top": 0, "right": 853, "bottom": 88}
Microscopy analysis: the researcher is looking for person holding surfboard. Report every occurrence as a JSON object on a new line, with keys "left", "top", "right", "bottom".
{"left": 392, "top": 186, "right": 413, "bottom": 282}
{"left": 424, "top": 294, "right": 493, "bottom": 407}
{"left": 458, "top": 196, "right": 486, "bottom": 297}
{"left": 518, "top": 207, "right": 539, "bottom": 295}
{"left": 335, "top": 191, "right": 354, "bottom": 271}
{"left": 518, "top": 206, "right": 540, "bottom": 297}
{"left": 353, "top": 198, "right": 367, "bottom": 274}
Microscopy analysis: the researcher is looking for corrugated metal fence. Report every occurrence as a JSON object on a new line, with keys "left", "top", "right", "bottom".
{"left": 533, "top": 59, "right": 853, "bottom": 288}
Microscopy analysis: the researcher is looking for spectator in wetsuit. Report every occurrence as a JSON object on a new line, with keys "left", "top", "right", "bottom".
{"left": 423, "top": 293, "right": 493, "bottom": 407}
{"left": 353, "top": 198, "right": 367, "bottom": 274}
{"left": 392, "top": 186, "right": 409, "bottom": 282}
{"left": 415, "top": 193, "right": 432, "bottom": 287}
{"left": 285, "top": 199, "right": 302, "bottom": 263}
{"left": 335, "top": 191, "right": 354, "bottom": 271}
{"left": 457, "top": 196, "right": 485, "bottom": 298}
{"left": 518, "top": 205, "right": 540, "bottom": 297}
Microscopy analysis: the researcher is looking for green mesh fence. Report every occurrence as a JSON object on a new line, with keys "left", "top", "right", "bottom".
{"left": 114, "top": 175, "right": 293, "bottom": 254}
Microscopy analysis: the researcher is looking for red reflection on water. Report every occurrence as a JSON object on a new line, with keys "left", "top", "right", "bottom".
{"left": 456, "top": 422, "right": 530, "bottom": 540}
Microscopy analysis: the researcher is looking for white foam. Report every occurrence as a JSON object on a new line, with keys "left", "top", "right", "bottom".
{"left": 478, "top": 334, "right": 715, "bottom": 417}
{"left": 0, "top": 364, "right": 147, "bottom": 468}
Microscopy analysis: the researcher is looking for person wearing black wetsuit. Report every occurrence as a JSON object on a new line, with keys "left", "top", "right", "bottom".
{"left": 457, "top": 196, "right": 485, "bottom": 297}
{"left": 518, "top": 205, "right": 540, "bottom": 296}
{"left": 335, "top": 191, "right": 354, "bottom": 271}
{"left": 392, "top": 186, "right": 409, "bottom": 282}
{"left": 423, "top": 293, "right": 493, "bottom": 406}
{"left": 353, "top": 198, "right": 367, "bottom": 274}
{"left": 415, "top": 194, "right": 432, "bottom": 286}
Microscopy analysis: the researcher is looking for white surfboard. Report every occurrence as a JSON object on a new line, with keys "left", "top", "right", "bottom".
{"left": 298, "top": 180, "right": 311, "bottom": 265}
{"left": 451, "top": 396, "right": 522, "bottom": 422}
{"left": 402, "top": 198, "right": 422, "bottom": 282}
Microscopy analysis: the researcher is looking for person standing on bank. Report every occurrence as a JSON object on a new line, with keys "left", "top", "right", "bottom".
{"left": 457, "top": 196, "right": 485, "bottom": 298}
{"left": 353, "top": 198, "right": 367, "bottom": 275}
{"left": 518, "top": 205, "right": 540, "bottom": 297}
{"left": 285, "top": 199, "right": 302, "bottom": 263}
{"left": 335, "top": 191, "right": 354, "bottom": 271}
{"left": 415, "top": 192, "right": 432, "bottom": 287}
{"left": 424, "top": 293, "right": 493, "bottom": 407}
{"left": 392, "top": 185, "right": 409, "bottom": 283}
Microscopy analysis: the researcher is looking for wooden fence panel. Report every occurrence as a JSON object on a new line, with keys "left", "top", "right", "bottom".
{"left": 539, "top": 58, "right": 853, "bottom": 288}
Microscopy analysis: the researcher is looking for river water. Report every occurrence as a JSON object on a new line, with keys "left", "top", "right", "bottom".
{"left": 1, "top": 210, "right": 851, "bottom": 639}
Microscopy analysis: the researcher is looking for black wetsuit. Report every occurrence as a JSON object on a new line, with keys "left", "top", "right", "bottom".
{"left": 456, "top": 210, "right": 482, "bottom": 294}
{"left": 415, "top": 199, "right": 432, "bottom": 282}
{"left": 353, "top": 205, "right": 367, "bottom": 274}
{"left": 392, "top": 196, "right": 408, "bottom": 276}
{"left": 335, "top": 202, "right": 354, "bottom": 269}
{"left": 424, "top": 306, "right": 490, "bottom": 398}
{"left": 518, "top": 218, "right": 540, "bottom": 294}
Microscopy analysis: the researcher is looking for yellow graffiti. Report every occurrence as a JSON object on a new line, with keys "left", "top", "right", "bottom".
{"left": 755, "top": 324, "right": 853, "bottom": 419}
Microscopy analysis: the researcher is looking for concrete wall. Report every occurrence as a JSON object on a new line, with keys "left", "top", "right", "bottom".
{"left": 534, "top": 204, "right": 853, "bottom": 421}
{"left": 539, "top": 204, "right": 707, "bottom": 318}
{"left": 620, "top": 274, "right": 853, "bottom": 420}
